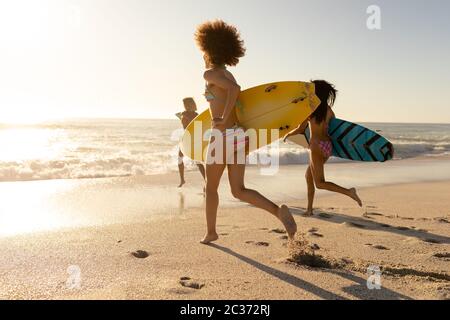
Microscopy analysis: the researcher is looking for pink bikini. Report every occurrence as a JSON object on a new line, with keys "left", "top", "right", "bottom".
{"left": 310, "top": 122, "right": 333, "bottom": 158}
{"left": 314, "top": 139, "right": 332, "bottom": 158}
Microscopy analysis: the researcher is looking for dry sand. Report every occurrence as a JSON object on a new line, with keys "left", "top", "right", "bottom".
{"left": 0, "top": 180, "right": 448, "bottom": 300}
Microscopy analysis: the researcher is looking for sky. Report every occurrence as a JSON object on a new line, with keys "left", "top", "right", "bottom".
{"left": 0, "top": 0, "right": 449, "bottom": 124}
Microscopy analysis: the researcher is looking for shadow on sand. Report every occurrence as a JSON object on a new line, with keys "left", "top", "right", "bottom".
{"left": 290, "top": 207, "right": 450, "bottom": 245}
{"left": 209, "top": 243, "right": 411, "bottom": 300}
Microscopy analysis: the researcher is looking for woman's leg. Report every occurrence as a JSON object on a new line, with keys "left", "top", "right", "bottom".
{"left": 309, "top": 147, "right": 362, "bottom": 206}
{"left": 177, "top": 149, "right": 185, "bottom": 188}
{"left": 227, "top": 163, "right": 278, "bottom": 214}
{"left": 201, "top": 162, "right": 226, "bottom": 244}
{"left": 305, "top": 165, "right": 315, "bottom": 216}
{"left": 197, "top": 163, "right": 206, "bottom": 180}
{"left": 227, "top": 163, "right": 297, "bottom": 238}
{"left": 197, "top": 163, "right": 207, "bottom": 194}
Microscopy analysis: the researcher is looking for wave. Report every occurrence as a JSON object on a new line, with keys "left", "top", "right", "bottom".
{"left": 0, "top": 152, "right": 181, "bottom": 182}
{"left": 392, "top": 142, "right": 450, "bottom": 159}
{"left": 1, "top": 142, "right": 449, "bottom": 182}
{"left": 1, "top": 120, "right": 449, "bottom": 182}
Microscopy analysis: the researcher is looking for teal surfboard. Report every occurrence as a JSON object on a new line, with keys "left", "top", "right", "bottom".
{"left": 289, "top": 118, "right": 394, "bottom": 162}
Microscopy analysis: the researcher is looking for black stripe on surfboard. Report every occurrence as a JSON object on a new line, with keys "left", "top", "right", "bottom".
{"left": 351, "top": 128, "right": 368, "bottom": 145}
{"left": 366, "top": 134, "right": 382, "bottom": 147}
{"left": 337, "top": 123, "right": 358, "bottom": 141}
{"left": 364, "top": 135, "right": 381, "bottom": 161}
{"left": 380, "top": 142, "right": 393, "bottom": 162}
{"left": 338, "top": 140, "right": 353, "bottom": 159}
{"left": 353, "top": 145, "right": 364, "bottom": 161}
{"left": 350, "top": 128, "right": 368, "bottom": 161}
{"left": 336, "top": 123, "right": 358, "bottom": 160}
{"left": 329, "top": 121, "right": 346, "bottom": 136}
{"left": 332, "top": 141, "right": 344, "bottom": 158}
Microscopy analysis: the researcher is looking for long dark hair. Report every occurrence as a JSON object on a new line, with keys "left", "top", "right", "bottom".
{"left": 310, "top": 80, "right": 337, "bottom": 123}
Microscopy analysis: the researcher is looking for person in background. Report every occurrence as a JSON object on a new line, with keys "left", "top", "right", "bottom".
{"left": 177, "top": 97, "right": 206, "bottom": 190}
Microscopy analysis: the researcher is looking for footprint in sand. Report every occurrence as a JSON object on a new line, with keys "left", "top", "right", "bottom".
{"left": 309, "top": 232, "right": 324, "bottom": 238}
{"left": 364, "top": 212, "right": 384, "bottom": 217}
{"left": 179, "top": 277, "right": 205, "bottom": 290}
{"left": 366, "top": 205, "right": 377, "bottom": 209}
{"left": 365, "top": 243, "right": 389, "bottom": 250}
{"left": 374, "top": 245, "right": 390, "bottom": 250}
{"left": 245, "top": 241, "right": 270, "bottom": 246}
{"left": 307, "top": 228, "right": 323, "bottom": 237}
{"left": 270, "top": 228, "right": 286, "bottom": 234}
{"left": 434, "top": 217, "right": 450, "bottom": 224}
{"left": 131, "top": 250, "right": 149, "bottom": 259}
{"left": 433, "top": 253, "right": 450, "bottom": 261}
{"left": 395, "top": 226, "right": 410, "bottom": 231}
{"left": 341, "top": 222, "right": 366, "bottom": 229}
{"left": 279, "top": 235, "right": 289, "bottom": 240}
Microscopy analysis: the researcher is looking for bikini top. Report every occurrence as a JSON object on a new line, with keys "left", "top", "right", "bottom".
{"left": 204, "top": 83, "right": 216, "bottom": 101}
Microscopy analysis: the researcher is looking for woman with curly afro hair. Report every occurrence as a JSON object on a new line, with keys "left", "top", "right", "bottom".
{"left": 195, "top": 20, "right": 297, "bottom": 244}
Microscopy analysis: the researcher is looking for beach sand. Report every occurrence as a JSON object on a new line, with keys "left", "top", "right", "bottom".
{"left": 0, "top": 161, "right": 449, "bottom": 299}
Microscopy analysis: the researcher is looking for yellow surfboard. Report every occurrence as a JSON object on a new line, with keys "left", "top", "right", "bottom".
{"left": 180, "top": 81, "right": 321, "bottom": 162}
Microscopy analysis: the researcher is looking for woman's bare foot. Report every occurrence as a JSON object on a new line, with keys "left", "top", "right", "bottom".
{"left": 303, "top": 209, "right": 313, "bottom": 217}
{"left": 178, "top": 180, "right": 186, "bottom": 188}
{"left": 349, "top": 188, "right": 362, "bottom": 207}
{"left": 277, "top": 205, "right": 297, "bottom": 239}
{"left": 200, "top": 232, "right": 219, "bottom": 244}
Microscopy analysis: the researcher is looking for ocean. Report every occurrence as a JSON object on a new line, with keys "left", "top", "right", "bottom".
{"left": 0, "top": 119, "right": 449, "bottom": 182}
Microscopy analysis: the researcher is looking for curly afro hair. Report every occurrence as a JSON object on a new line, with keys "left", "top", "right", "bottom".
{"left": 195, "top": 20, "right": 246, "bottom": 67}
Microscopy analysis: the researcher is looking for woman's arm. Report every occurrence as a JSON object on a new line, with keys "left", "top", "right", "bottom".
{"left": 181, "top": 112, "right": 191, "bottom": 129}
{"left": 283, "top": 118, "right": 309, "bottom": 142}
{"left": 204, "top": 70, "right": 241, "bottom": 123}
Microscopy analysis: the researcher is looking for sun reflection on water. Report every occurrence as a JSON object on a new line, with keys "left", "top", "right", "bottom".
{"left": 0, "top": 127, "right": 66, "bottom": 162}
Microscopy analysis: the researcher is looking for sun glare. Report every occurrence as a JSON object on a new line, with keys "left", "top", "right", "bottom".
{"left": 0, "top": 127, "right": 65, "bottom": 162}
